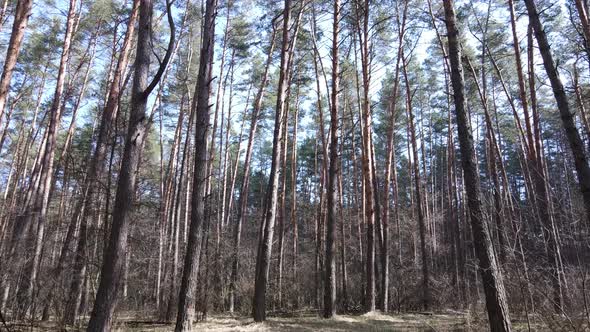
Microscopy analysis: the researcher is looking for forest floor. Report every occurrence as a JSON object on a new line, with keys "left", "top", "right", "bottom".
{"left": 3, "top": 310, "right": 554, "bottom": 331}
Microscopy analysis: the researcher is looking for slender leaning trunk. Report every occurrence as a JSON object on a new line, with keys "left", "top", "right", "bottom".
{"left": 87, "top": 0, "right": 174, "bottom": 328}
{"left": 381, "top": 0, "right": 407, "bottom": 312}
{"left": 15, "top": 0, "right": 77, "bottom": 317}
{"left": 442, "top": 1, "right": 512, "bottom": 331}
{"left": 228, "top": 21, "right": 277, "bottom": 313}
{"left": 252, "top": 0, "right": 291, "bottom": 321}
{"left": 523, "top": 0, "right": 581, "bottom": 308}
{"left": 0, "top": 0, "right": 33, "bottom": 129}
{"left": 401, "top": 50, "right": 430, "bottom": 310}
{"left": 524, "top": 0, "right": 590, "bottom": 228}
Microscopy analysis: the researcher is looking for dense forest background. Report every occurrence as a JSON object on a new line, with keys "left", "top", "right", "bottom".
{"left": 0, "top": 0, "right": 589, "bottom": 330}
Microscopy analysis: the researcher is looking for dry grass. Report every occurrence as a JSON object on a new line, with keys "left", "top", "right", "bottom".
{"left": 110, "top": 311, "right": 468, "bottom": 331}
{"left": 5, "top": 311, "right": 566, "bottom": 331}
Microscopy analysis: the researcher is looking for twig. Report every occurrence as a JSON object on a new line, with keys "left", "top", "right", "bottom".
{"left": 0, "top": 309, "right": 11, "bottom": 332}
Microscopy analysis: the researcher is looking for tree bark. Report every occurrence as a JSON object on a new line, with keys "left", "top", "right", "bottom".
{"left": 443, "top": 1, "right": 512, "bottom": 331}
{"left": 353, "top": 0, "right": 376, "bottom": 312}
{"left": 252, "top": 0, "right": 291, "bottom": 321}
{"left": 401, "top": 50, "right": 430, "bottom": 310}
{"left": 87, "top": 0, "right": 175, "bottom": 328}
{"left": 524, "top": 0, "right": 590, "bottom": 228}
{"left": 381, "top": 0, "right": 407, "bottom": 313}
{"left": 228, "top": 20, "right": 277, "bottom": 313}
{"left": 173, "top": 0, "right": 216, "bottom": 329}
{"left": 290, "top": 75, "right": 300, "bottom": 309}
{"left": 14, "top": 0, "right": 77, "bottom": 317}
{"left": 0, "top": 0, "right": 33, "bottom": 130}
{"left": 464, "top": 57, "right": 509, "bottom": 264}
{"left": 324, "top": 0, "right": 339, "bottom": 318}
{"left": 56, "top": 2, "right": 139, "bottom": 323}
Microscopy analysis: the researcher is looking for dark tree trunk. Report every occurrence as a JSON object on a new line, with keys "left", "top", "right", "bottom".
{"left": 62, "top": 2, "right": 139, "bottom": 324}
{"left": 174, "top": 0, "right": 217, "bottom": 329}
{"left": 0, "top": 0, "right": 33, "bottom": 129}
{"left": 228, "top": 21, "right": 277, "bottom": 313}
{"left": 14, "top": 0, "right": 77, "bottom": 317}
{"left": 324, "top": 0, "right": 340, "bottom": 318}
{"left": 443, "top": 1, "right": 512, "bottom": 331}
{"left": 524, "top": 0, "right": 590, "bottom": 229}
{"left": 252, "top": 0, "right": 292, "bottom": 322}
{"left": 87, "top": 0, "right": 175, "bottom": 328}
{"left": 353, "top": 0, "right": 376, "bottom": 312}
{"left": 401, "top": 50, "right": 430, "bottom": 310}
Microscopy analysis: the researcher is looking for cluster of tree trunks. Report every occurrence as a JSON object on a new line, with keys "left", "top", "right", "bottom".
{"left": 2, "top": 0, "right": 590, "bottom": 331}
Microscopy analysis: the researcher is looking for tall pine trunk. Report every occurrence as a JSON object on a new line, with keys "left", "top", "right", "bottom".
{"left": 252, "top": 0, "right": 291, "bottom": 321}
{"left": 174, "top": 0, "right": 216, "bottom": 329}
{"left": 353, "top": 0, "right": 376, "bottom": 312}
{"left": 443, "top": 1, "right": 512, "bottom": 331}
{"left": 524, "top": 0, "right": 590, "bottom": 229}
{"left": 401, "top": 50, "right": 430, "bottom": 310}
{"left": 87, "top": 0, "right": 174, "bottom": 328}
{"left": 323, "top": 0, "right": 340, "bottom": 318}
{"left": 0, "top": 0, "right": 33, "bottom": 129}
{"left": 14, "top": 0, "right": 77, "bottom": 317}
{"left": 228, "top": 21, "right": 277, "bottom": 313}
